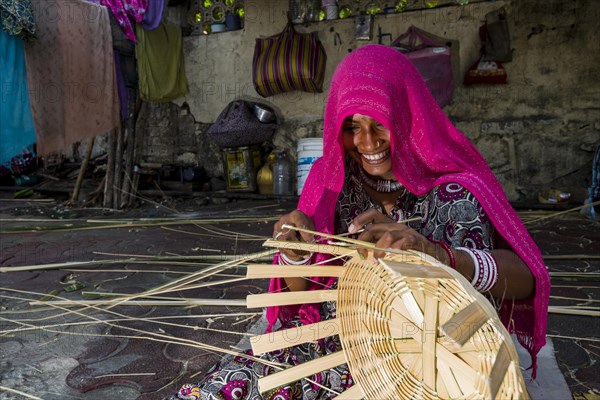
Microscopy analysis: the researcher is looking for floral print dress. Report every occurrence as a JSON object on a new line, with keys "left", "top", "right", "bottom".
{"left": 169, "top": 158, "right": 495, "bottom": 400}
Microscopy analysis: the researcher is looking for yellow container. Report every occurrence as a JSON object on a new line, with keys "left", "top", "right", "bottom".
{"left": 222, "top": 146, "right": 262, "bottom": 192}
{"left": 257, "top": 153, "right": 276, "bottom": 195}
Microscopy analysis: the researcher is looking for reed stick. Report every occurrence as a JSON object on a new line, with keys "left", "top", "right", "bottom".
{"left": 29, "top": 299, "right": 247, "bottom": 307}
{"left": 544, "top": 255, "right": 600, "bottom": 260}
{"left": 546, "top": 334, "right": 600, "bottom": 343}
{"left": 524, "top": 200, "right": 600, "bottom": 224}
{"left": 2, "top": 287, "right": 284, "bottom": 369}
{"left": 548, "top": 306, "right": 600, "bottom": 316}
{"left": 550, "top": 296, "right": 600, "bottom": 303}
{"left": 0, "top": 258, "right": 135, "bottom": 273}
{"left": 0, "top": 385, "right": 43, "bottom": 400}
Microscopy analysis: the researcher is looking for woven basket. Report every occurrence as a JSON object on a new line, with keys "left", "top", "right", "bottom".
{"left": 246, "top": 241, "right": 528, "bottom": 400}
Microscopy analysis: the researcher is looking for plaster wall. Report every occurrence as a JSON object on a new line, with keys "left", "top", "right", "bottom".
{"left": 144, "top": 0, "right": 599, "bottom": 201}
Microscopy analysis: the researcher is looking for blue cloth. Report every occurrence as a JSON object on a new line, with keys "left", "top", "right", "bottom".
{"left": 0, "top": 28, "right": 36, "bottom": 166}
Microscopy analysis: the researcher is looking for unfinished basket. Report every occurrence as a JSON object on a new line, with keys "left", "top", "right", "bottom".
{"left": 246, "top": 239, "right": 528, "bottom": 400}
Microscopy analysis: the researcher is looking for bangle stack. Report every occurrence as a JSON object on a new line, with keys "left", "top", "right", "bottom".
{"left": 278, "top": 252, "right": 313, "bottom": 265}
{"left": 432, "top": 240, "right": 456, "bottom": 269}
{"left": 456, "top": 247, "right": 499, "bottom": 293}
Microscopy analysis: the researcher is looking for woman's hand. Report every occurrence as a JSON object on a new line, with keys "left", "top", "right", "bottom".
{"left": 273, "top": 210, "right": 315, "bottom": 261}
{"left": 349, "top": 210, "right": 436, "bottom": 259}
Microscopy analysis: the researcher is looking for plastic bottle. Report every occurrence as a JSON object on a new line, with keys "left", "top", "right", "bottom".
{"left": 257, "top": 153, "right": 275, "bottom": 195}
{"left": 272, "top": 150, "right": 294, "bottom": 196}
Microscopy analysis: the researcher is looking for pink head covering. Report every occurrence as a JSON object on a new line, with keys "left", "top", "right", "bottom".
{"left": 268, "top": 44, "right": 549, "bottom": 374}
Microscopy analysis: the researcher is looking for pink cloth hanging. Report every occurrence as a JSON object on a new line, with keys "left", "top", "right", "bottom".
{"left": 267, "top": 44, "right": 549, "bottom": 376}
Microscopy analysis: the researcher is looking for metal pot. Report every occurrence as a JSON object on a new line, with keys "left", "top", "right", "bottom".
{"left": 253, "top": 104, "right": 276, "bottom": 123}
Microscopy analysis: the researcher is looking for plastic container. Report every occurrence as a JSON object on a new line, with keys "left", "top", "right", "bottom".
{"left": 273, "top": 151, "right": 295, "bottom": 196}
{"left": 296, "top": 138, "right": 323, "bottom": 195}
{"left": 257, "top": 153, "right": 275, "bottom": 195}
{"left": 221, "top": 146, "right": 262, "bottom": 192}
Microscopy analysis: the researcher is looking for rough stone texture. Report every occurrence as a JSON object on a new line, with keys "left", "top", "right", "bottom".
{"left": 137, "top": 0, "right": 599, "bottom": 201}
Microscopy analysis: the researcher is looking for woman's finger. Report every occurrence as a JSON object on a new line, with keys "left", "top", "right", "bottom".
{"left": 348, "top": 209, "right": 392, "bottom": 233}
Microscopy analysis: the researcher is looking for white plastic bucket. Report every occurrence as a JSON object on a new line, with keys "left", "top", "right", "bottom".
{"left": 297, "top": 138, "right": 323, "bottom": 195}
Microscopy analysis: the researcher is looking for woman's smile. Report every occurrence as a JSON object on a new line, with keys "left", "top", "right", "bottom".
{"left": 361, "top": 148, "right": 390, "bottom": 164}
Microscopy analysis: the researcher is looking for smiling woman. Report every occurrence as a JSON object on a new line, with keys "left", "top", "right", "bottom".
{"left": 170, "top": 45, "right": 550, "bottom": 400}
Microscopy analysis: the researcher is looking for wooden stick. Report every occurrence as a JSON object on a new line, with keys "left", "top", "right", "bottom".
{"left": 113, "top": 124, "right": 124, "bottom": 209}
{"left": 544, "top": 255, "right": 600, "bottom": 260}
{"left": 70, "top": 137, "right": 95, "bottom": 204}
{"left": 0, "top": 259, "right": 133, "bottom": 273}
{"left": 103, "top": 128, "right": 117, "bottom": 208}
{"left": 246, "top": 264, "right": 345, "bottom": 279}
{"left": 0, "top": 385, "right": 43, "bottom": 400}
{"left": 548, "top": 306, "right": 600, "bottom": 317}
{"left": 262, "top": 239, "right": 358, "bottom": 257}
{"left": 332, "top": 383, "right": 363, "bottom": 399}
{"left": 550, "top": 296, "right": 600, "bottom": 303}
{"left": 525, "top": 200, "right": 600, "bottom": 224}
{"left": 258, "top": 351, "right": 346, "bottom": 393}
{"left": 546, "top": 334, "right": 600, "bottom": 342}
{"left": 251, "top": 319, "right": 340, "bottom": 355}
{"left": 489, "top": 341, "right": 511, "bottom": 399}
{"left": 29, "top": 299, "right": 247, "bottom": 307}
{"left": 246, "top": 290, "right": 337, "bottom": 309}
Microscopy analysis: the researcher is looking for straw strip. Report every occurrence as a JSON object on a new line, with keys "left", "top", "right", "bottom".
{"left": 29, "top": 299, "right": 247, "bottom": 307}
{"left": 548, "top": 306, "right": 600, "bottom": 316}
{"left": 246, "top": 264, "right": 345, "bottom": 279}
{"left": 246, "top": 290, "right": 337, "bottom": 309}
{"left": 258, "top": 351, "right": 346, "bottom": 393}
{"left": 332, "top": 383, "right": 364, "bottom": 399}
{"left": 251, "top": 319, "right": 340, "bottom": 355}
{"left": 0, "top": 385, "right": 43, "bottom": 400}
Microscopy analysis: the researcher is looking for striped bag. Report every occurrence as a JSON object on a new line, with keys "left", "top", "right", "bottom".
{"left": 252, "top": 22, "right": 327, "bottom": 98}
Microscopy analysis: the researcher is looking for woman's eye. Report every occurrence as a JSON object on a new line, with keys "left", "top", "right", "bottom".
{"left": 343, "top": 125, "right": 360, "bottom": 134}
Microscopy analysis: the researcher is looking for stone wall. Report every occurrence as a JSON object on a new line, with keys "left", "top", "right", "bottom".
{"left": 140, "top": 0, "right": 600, "bottom": 201}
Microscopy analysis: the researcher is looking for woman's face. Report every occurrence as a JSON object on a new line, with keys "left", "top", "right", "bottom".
{"left": 342, "top": 113, "right": 395, "bottom": 180}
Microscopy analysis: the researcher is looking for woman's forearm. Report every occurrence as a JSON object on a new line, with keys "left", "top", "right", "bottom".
{"left": 435, "top": 243, "right": 535, "bottom": 300}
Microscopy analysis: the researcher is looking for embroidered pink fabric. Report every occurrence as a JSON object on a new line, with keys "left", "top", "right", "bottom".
{"left": 267, "top": 45, "right": 549, "bottom": 375}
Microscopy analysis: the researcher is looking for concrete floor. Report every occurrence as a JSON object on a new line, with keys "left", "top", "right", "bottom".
{"left": 0, "top": 193, "right": 598, "bottom": 399}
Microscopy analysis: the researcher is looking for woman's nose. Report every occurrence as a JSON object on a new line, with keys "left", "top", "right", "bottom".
{"left": 355, "top": 128, "right": 377, "bottom": 149}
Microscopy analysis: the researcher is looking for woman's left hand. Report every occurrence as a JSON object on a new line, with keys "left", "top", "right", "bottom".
{"left": 349, "top": 210, "right": 436, "bottom": 259}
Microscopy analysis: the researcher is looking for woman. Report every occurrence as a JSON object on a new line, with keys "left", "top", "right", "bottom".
{"left": 172, "top": 44, "right": 549, "bottom": 400}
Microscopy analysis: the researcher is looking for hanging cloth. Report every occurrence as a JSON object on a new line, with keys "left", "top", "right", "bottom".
{"left": 0, "top": 28, "right": 36, "bottom": 166}
{"left": 0, "top": 0, "right": 36, "bottom": 39}
{"left": 135, "top": 22, "right": 188, "bottom": 102}
{"left": 97, "top": 0, "right": 148, "bottom": 42}
{"left": 25, "top": 0, "right": 120, "bottom": 157}
{"left": 140, "top": 0, "right": 164, "bottom": 30}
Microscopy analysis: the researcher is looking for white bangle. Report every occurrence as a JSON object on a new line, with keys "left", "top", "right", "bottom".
{"left": 456, "top": 247, "right": 498, "bottom": 293}
{"left": 278, "top": 252, "right": 313, "bottom": 265}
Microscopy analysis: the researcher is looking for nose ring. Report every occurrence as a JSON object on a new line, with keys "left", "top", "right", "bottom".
{"left": 376, "top": 140, "right": 382, "bottom": 148}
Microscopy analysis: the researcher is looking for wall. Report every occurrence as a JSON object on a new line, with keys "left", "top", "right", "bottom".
{"left": 143, "top": 0, "right": 600, "bottom": 201}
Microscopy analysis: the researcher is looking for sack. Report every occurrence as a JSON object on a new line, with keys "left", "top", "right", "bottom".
{"left": 207, "top": 100, "right": 278, "bottom": 148}
{"left": 482, "top": 7, "right": 512, "bottom": 62}
{"left": 392, "top": 26, "right": 455, "bottom": 107}
{"left": 252, "top": 22, "right": 327, "bottom": 98}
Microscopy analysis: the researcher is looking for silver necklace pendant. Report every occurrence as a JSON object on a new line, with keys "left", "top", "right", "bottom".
{"left": 359, "top": 167, "right": 403, "bottom": 193}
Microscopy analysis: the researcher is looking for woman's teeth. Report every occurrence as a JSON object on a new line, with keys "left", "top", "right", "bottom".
{"left": 362, "top": 149, "right": 389, "bottom": 161}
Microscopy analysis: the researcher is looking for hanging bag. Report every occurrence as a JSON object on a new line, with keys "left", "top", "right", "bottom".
{"left": 207, "top": 100, "right": 278, "bottom": 148}
{"left": 392, "top": 26, "right": 455, "bottom": 107}
{"left": 252, "top": 22, "right": 327, "bottom": 98}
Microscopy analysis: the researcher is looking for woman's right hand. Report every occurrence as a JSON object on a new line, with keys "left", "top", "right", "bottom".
{"left": 273, "top": 210, "right": 315, "bottom": 261}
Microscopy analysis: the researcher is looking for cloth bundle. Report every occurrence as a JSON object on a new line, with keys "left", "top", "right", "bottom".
{"left": 392, "top": 26, "right": 455, "bottom": 107}
{"left": 207, "top": 100, "right": 278, "bottom": 148}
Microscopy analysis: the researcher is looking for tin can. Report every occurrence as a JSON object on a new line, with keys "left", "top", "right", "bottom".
{"left": 222, "top": 146, "right": 262, "bottom": 192}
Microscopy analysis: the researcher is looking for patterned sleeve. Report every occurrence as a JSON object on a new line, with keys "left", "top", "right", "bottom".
{"left": 418, "top": 182, "right": 495, "bottom": 251}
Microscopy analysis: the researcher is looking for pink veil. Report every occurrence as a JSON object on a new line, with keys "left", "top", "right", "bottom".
{"left": 267, "top": 45, "right": 549, "bottom": 374}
